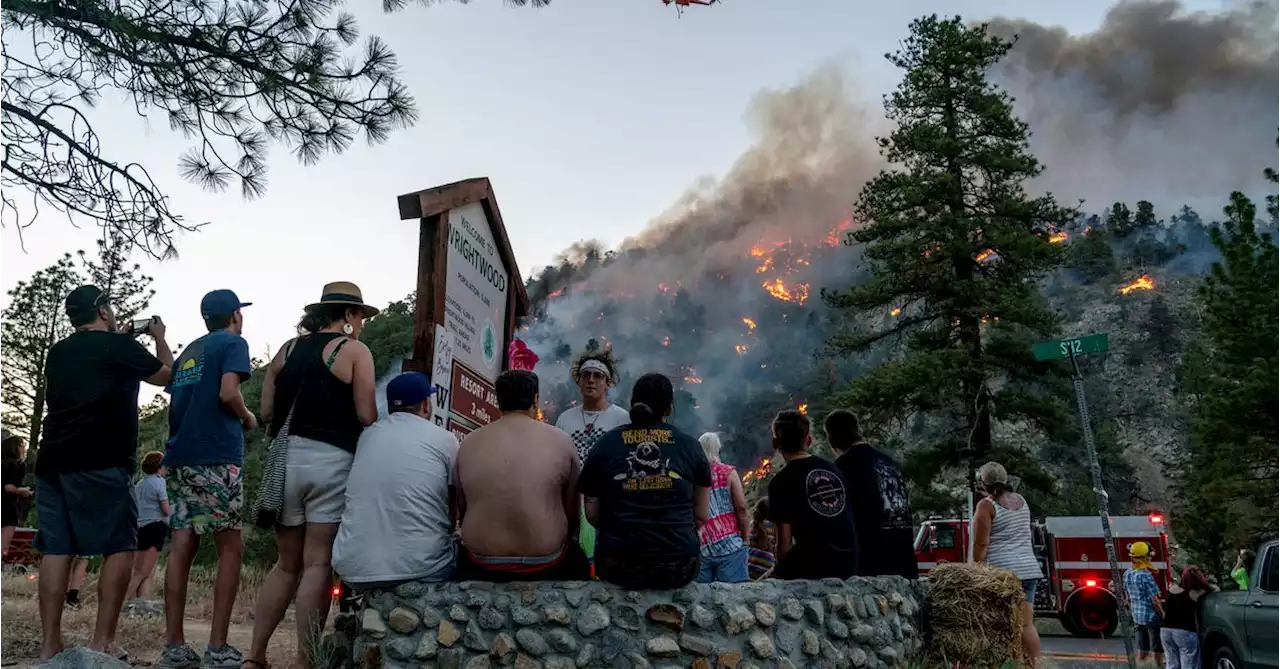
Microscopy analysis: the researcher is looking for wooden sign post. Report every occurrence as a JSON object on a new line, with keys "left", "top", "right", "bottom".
{"left": 397, "top": 178, "right": 529, "bottom": 438}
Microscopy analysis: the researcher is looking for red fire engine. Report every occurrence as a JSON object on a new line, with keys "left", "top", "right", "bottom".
{"left": 915, "top": 513, "right": 1172, "bottom": 637}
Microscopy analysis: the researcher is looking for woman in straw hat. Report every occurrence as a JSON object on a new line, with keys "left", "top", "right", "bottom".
{"left": 244, "top": 282, "right": 379, "bottom": 669}
{"left": 972, "top": 461, "right": 1043, "bottom": 667}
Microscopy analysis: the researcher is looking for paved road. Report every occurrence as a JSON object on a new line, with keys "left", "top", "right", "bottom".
{"left": 1042, "top": 633, "right": 1132, "bottom": 668}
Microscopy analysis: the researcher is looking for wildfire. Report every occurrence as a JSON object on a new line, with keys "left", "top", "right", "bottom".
{"left": 661, "top": 336, "right": 671, "bottom": 347}
{"left": 742, "top": 457, "right": 773, "bottom": 484}
{"left": 536, "top": 407, "right": 544, "bottom": 421}
{"left": 976, "top": 248, "right": 996, "bottom": 263}
{"left": 890, "top": 307, "right": 902, "bottom": 317}
{"left": 1048, "top": 232, "right": 1069, "bottom": 244}
{"left": 797, "top": 403, "right": 808, "bottom": 415}
{"left": 684, "top": 375, "right": 704, "bottom": 385}
{"left": 547, "top": 288, "right": 564, "bottom": 299}
{"left": 762, "top": 278, "right": 810, "bottom": 304}
{"left": 742, "top": 317, "right": 757, "bottom": 331}
{"left": 755, "top": 256, "right": 775, "bottom": 274}
{"left": 823, "top": 216, "right": 854, "bottom": 247}
{"left": 735, "top": 344, "right": 748, "bottom": 355}
{"left": 1119, "top": 274, "right": 1156, "bottom": 295}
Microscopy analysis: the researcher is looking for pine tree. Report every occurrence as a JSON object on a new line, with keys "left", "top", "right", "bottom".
{"left": 821, "top": 15, "right": 1075, "bottom": 511}
{"left": 77, "top": 232, "right": 156, "bottom": 322}
{"left": 0, "top": 255, "right": 81, "bottom": 454}
{"left": 1175, "top": 179, "right": 1279, "bottom": 578}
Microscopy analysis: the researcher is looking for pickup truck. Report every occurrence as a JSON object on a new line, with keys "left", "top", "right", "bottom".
{"left": 1201, "top": 538, "right": 1278, "bottom": 669}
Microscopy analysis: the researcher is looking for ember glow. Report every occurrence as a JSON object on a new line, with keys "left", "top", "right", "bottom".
{"left": 976, "top": 248, "right": 996, "bottom": 263}
{"left": 1119, "top": 274, "right": 1156, "bottom": 295}
{"left": 822, "top": 216, "right": 854, "bottom": 247}
{"left": 741, "top": 456, "right": 773, "bottom": 484}
{"left": 1048, "top": 231, "right": 1069, "bottom": 244}
{"left": 742, "top": 317, "right": 757, "bottom": 331}
{"left": 797, "top": 402, "right": 808, "bottom": 415}
{"left": 735, "top": 344, "right": 748, "bottom": 355}
{"left": 684, "top": 374, "right": 704, "bottom": 385}
{"left": 890, "top": 307, "right": 902, "bottom": 317}
{"left": 762, "top": 278, "right": 810, "bottom": 304}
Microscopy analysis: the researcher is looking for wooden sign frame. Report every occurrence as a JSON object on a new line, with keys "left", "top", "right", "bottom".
{"left": 397, "top": 177, "right": 530, "bottom": 398}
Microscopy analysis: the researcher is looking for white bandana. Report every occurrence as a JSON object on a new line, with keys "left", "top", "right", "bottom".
{"left": 579, "top": 359, "right": 611, "bottom": 380}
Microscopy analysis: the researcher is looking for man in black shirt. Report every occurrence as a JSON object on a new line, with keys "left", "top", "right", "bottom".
{"left": 34, "top": 285, "right": 174, "bottom": 662}
{"left": 826, "top": 410, "right": 919, "bottom": 580}
{"left": 766, "top": 409, "right": 858, "bottom": 579}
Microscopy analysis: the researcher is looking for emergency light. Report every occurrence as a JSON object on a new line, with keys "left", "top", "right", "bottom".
{"left": 1084, "top": 579, "right": 1098, "bottom": 588}
{"left": 1148, "top": 513, "right": 1164, "bottom": 525}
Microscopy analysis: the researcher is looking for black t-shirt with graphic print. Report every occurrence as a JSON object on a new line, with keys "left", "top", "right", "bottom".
{"left": 578, "top": 422, "right": 712, "bottom": 559}
{"left": 767, "top": 455, "right": 859, "bottom": 578}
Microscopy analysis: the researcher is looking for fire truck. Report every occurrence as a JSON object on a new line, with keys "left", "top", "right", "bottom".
{"left": 914, "top": 513, "right": 1172, "bottom": 638}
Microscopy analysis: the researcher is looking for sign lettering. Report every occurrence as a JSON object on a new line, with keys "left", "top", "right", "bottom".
{"left": 451, "top": 361, "right": 501, "bottom": 427}
{"left": 1033, "top": 333, "right": 1110, "bottom": 362}
{"left": 444, "top": 202, "right": 510, "bottom": 383}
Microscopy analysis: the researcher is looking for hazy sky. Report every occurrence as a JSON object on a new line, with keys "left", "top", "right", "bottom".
{"left": 1, "top": 0, "right": 1225, "bottom": 374}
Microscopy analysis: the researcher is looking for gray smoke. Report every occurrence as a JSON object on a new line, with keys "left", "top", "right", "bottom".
{"left": 988, "top": 0, "right": 1278, "bottom": 207}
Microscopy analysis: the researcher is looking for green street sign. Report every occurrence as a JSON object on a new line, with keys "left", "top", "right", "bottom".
{"left": 1033, "top": 333, "right": 1110, "bottom": 361}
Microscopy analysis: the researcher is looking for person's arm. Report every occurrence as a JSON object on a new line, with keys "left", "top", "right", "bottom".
{"left": 1148, "top": 573, "right": 1165, "bottom": 618}
{"left": 775, "top": 523, "right": 794, "bottom": 562}
{"left": 260, "top": 340, "right": 293, "bottom": 426}
{"left": 729, "top": 473, "right": 750, "bottom": 543}
{"left": 578, "top": 443, "right": 604, "bottom": 528}
{"left": 692, "top": 446, "right": 712, "bottom": 528}
{"left": 150, "top": 316, "right": 175, "bottom": 371}
{"left": 451, "top": 456, "right": 467, "bottom": 525}
{"left": 693, "top": 486, "right": 711, "bottom": 529}
{"left": 972, "top": 499, "right": 994, "bottom": 563}
{"left": 219, "top": 336, "right": 256, "bottom": 429}
{"left": 118, "top": 326, "right": 171, "bottom": 387}
{"left": 584, "top": 497, "right": 600, "bottom": 527}
{"left": 563, "top": 443, "right": 581, "bottom": 536}
{"left": 349, "top": 342, "right": 377, "bottom": 426}
{"left": 157, "top": 480, "right": 173, "bottom": 518}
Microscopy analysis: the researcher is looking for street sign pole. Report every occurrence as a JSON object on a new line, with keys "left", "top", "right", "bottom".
{"left": 1034, "top": 333, "right": 1136, "bottom": 669}
{"left": 1066, "top": 349, "right": 1137, "bottom": 669}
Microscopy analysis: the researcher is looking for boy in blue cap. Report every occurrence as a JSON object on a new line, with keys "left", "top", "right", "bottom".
{"left": 157, "top": 289, "right": 254, "bottom": 669}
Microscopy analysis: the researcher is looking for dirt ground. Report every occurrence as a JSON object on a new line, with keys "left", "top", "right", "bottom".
{"left": 2, "top": 566, "right": 304, "bottom": 668}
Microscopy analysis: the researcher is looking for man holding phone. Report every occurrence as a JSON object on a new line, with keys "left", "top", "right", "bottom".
{"left": 156, "top": 289, "right": 254, "bottom": 669}
{"left": 35, "top": 285, "right": 173, "bottom": 663}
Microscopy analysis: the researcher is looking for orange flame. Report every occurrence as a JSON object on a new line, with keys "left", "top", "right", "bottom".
{"left": 823, "top": 216, "right": 854, "bottom": 247}
{"left": 742, "top": 457, "right": 773, "bottom": 483}
{"left": 763, "top": 278, "right": 810, "bottom": 304}
{"left": 742, "top": 317, "right": 757, "bottom": 331}
{"left": 536, "top": 407, "right": 544, "bottom": 421}
{"left": 890, "top": 307, "right": 902, "bottom": 317}
{"left": 798, "top": 403, "right": 808, "bottom": 415}
{"left": 735, "top": 344, "right": 748, "bottom": 355}
{"left": 1119, "top": 274, "right": 1155, "bottom": 295}
{"left": 1048, "top": 232, "right": 1069, "bottom": 244}
{"left": 976, "top": 248, "right": 996, "bottom": 263}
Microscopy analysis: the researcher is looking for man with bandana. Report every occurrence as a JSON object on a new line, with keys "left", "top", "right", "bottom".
{"left": 554, "top": 341, "right": 629, "bottom": 574}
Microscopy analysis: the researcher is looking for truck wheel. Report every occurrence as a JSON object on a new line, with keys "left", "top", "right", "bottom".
{"left": 1212, "top": 643, "right": 1242, "bottom": 669}
{"left": 1057, "top": 612, "right": 1079, "bottom": 637}
{"left": 1066, "top": 595, "right": 1118, "bottom": 638}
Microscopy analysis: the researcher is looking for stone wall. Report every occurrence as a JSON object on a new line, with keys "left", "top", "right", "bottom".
{"left": 346, "top": 577, "right": 926, "bottom": 669}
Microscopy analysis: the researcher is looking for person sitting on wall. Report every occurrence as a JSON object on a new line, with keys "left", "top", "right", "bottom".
{"left": 454, "top": 370, "right": 589, "bottom": 581}
{"left": 766, "top": 409, "right": 859, "bottom": 580}
{"left": 333, "top": 372, "right": 460, "bottom": 589}
{"left": 579, "top": 373, "right": 712, "bottom": 590}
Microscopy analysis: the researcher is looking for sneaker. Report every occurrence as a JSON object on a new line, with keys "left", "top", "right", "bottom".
{"left": 203, "top": 644, "right": 244, "bottom": 669}
{"left": 155, "top": 644, "right": 201, "bottom": 669}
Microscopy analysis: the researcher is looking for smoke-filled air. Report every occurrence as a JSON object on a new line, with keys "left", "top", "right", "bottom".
{"left": 514, "top": 0, "right": 1277, "bottom": 493}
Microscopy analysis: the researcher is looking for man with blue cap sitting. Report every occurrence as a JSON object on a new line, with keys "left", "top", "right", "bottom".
{"left": 332, "top": 372, "right": 460, "bottom": 589}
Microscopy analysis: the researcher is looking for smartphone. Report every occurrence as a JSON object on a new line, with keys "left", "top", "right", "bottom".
{"left": 131, "top": 318, "right": 153, "bottom": 336}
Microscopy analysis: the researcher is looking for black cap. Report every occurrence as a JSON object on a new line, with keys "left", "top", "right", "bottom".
{"left": 65, "top": 285, "right": 109, "bottom": 320}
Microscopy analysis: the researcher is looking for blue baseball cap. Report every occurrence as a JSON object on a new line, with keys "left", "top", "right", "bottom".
{"left": 200, "top": 289, "right": 252, "bottom": 318}
{"left": 388, "top": 372, "right": 436, "bottom": 410}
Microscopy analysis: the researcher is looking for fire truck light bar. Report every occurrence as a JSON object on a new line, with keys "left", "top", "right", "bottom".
{"left": 1084, "top": 579, "right": 1098, "bottom": 588}
{"left": 1149, "top": 513, "right": 1164, "bottom": 524}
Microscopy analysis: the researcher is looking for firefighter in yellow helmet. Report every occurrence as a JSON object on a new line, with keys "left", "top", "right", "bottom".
{"left": 1124, "top": 541, "right": 1166, "bottom": 663}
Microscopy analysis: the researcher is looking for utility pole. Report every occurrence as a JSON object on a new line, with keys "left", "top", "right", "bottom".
{"left": 1034, "top": 332, "right": 1137, "bottom": 669}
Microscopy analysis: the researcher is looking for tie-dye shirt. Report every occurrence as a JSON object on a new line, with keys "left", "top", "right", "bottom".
{"left": 698, "top": 462, "right": 747, "bottom": 558}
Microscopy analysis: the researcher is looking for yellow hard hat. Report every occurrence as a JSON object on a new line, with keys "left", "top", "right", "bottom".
{"left": 1130, "top": 542, "right": 1151, "bottom": 558}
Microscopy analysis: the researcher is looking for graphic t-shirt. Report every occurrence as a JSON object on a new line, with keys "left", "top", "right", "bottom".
{"left": 767, "top": 455, "right": 859, "bottom": 578}
{"left": 578, "top": 422, "right": 712, "bottom": 558}
{"left": 134, "top": 474, "right": 168, "bottom": 526}
{"left": 835, "top": 445, "right": 919, "bottom": 579}
{"left": 556, "top": 405, "right": 631, "bottom": 462}
{"left": 166, "top": 330, "right": 252, "bottom": 467}
{"left": 38, "top": 331, "right": 163, "bottom": 476}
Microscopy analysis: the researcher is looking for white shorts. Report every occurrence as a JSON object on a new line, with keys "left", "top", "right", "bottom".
{"left": 280, "top": 435, "right": 355, "bottom": 526}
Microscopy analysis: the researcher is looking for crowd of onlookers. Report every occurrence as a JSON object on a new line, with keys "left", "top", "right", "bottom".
{"left": 0, "top": 278, "right": 1237, "bottom": 669}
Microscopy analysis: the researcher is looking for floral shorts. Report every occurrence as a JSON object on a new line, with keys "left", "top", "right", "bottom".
{"left": 167, "top": 465, "right": 243, "bottom": 535}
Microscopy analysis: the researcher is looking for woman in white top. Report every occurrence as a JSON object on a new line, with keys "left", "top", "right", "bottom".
{"left": 972, "top": 461, "right": 1043, "bottom": 667}
{"left": 554, "top": 341, "right": 629, "bottom": 573}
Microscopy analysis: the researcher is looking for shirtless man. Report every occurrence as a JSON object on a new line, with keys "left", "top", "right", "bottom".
{"left": 454, "top": 370, "right": 589, "bottom": 581}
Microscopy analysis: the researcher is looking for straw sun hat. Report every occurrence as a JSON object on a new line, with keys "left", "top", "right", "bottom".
{"left": 306, "top": 281, "right": 380, "bottom": 318}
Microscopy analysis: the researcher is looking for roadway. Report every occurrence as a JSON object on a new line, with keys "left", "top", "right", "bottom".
{"left": 1042, "top": 632, "right": 1130, "bottom": 668}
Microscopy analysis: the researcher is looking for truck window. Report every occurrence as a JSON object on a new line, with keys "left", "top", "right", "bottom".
{"left": 1260, "top": 545, "right": 1278, "bottom": 593}
{"left": 936, "top": 525, "right": 957, "bottom": 549}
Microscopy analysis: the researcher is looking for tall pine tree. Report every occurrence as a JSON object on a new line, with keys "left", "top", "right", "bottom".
{"left": 822, "top": 16, "right": 1075, "bottom": 511}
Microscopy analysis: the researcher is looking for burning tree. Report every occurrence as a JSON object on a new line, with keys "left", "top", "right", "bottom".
{"left": 822, "top": 15, "right": 1076, "bottom": 511}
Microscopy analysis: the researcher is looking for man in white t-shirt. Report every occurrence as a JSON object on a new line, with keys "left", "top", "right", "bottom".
{"left": 554, "top": 347, "right": 629, "bottom": 573}
{"left": 333, "top": 372, "right": 459, "bottom": 588}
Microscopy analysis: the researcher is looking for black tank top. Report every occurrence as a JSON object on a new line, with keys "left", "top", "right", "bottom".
{"left": 269, "top": 332, "right": 363, "bottom": 453}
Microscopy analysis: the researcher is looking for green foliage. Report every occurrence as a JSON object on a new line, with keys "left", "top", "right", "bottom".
{"left": 821, "top": 15, "right": 1074, "bottom": 513}
{"left": 1175, "top": 181, "right": 1279, "bottom": 579}
{"left": 1067, "top": 228, "right": 1117, "bottom": 282}
{"left": 360, "top": 294, "right": 415, "bottom": 377}
{"left": 1142, "top": 295, "right": 1179, "bottom": 358}
{"left": 77, "top": 232, "right": 156, "bottom": 322}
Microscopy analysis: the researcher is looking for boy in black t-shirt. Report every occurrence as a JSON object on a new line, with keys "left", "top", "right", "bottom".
{"left": 766, "top": 409, "right": 859, "bottom": 580}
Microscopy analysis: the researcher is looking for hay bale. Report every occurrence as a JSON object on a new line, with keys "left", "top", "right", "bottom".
{"left": 923, "top": 562, "right": 1026, "bottom": 669}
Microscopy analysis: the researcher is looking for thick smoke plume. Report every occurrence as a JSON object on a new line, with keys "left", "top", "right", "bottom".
{"left": 518, "top": 1, "right": 1277, "bottom": 461}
